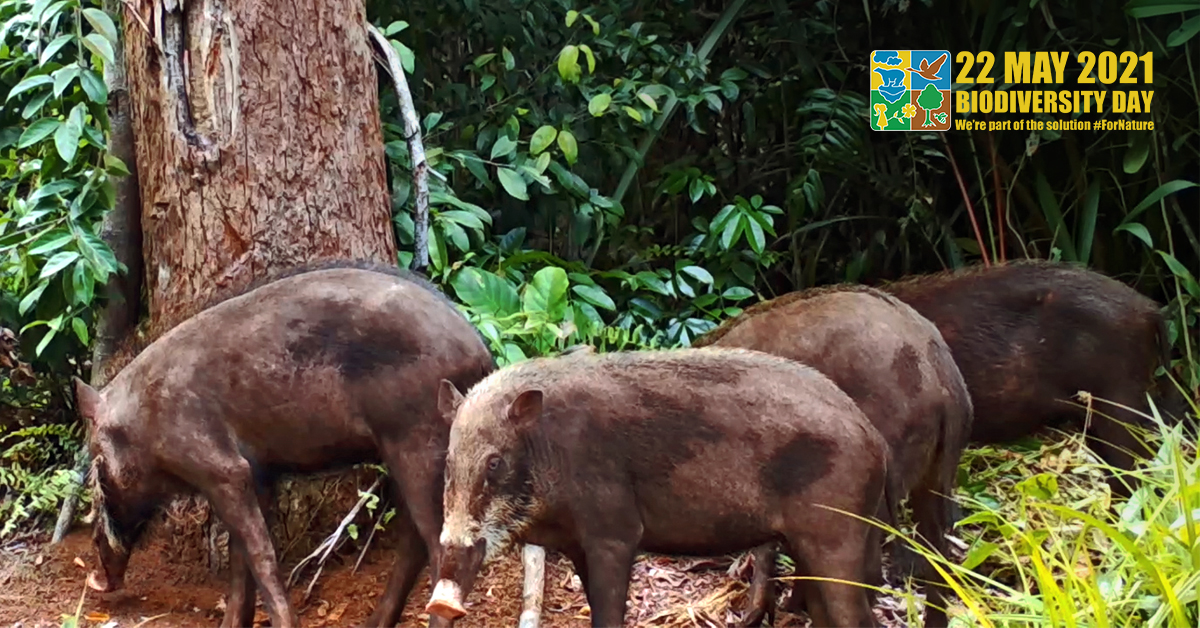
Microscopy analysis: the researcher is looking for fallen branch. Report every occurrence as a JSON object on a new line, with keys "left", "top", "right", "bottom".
{"left": 365, "top": 23, "right": 430, "bottom": 274}
{"left": 286, "top": 476, "right": 381, "bottom": 599}
{"left": 353, "top": 498, "right": 387, "bottom": 574}
{"left": 518, "top": 544, "right": 546, "bottom": 628}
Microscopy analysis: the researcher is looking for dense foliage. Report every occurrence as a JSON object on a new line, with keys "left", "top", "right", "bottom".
{"left": 2, "top": 0, "right": 1198, "bottom": 624}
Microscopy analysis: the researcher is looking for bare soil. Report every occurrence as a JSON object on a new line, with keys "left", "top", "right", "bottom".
{"left": 1, "top": 527, "right": 915, "bottom": 628}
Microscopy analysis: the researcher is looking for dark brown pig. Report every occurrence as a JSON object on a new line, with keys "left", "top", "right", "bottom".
{"left": 424, "top": 347, "right": 895, "bottom": 628}
{"left": 693, "top": 285, "right": 972, "bottom": 627}
{"left": 881, "top": 259, "right": 1180, "bottom": 496}
{"left": 73, "top": 260, "right": 495, "bottom": 628}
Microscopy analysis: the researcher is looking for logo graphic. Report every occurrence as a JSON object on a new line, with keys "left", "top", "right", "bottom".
{"left": 870, "top": 50, "right": 952, "bottom": 131}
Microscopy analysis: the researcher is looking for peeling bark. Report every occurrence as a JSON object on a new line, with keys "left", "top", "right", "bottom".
{"left": 124, "top": 0, "right": 396, "bottom": 334}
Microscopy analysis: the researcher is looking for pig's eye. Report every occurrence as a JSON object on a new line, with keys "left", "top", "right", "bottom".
{"left": 487, "top": 455, "right": 502, "bottom": 471}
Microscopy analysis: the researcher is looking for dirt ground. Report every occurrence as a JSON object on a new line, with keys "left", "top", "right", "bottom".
{"left": 0, "top": 527, "right": 917, "bottom": 628}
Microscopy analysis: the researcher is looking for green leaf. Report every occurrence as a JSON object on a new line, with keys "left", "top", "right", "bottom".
{"left": 82, "top": 8, "right": 119, "bottom": 44}
{"left": 578, "top": 44, "right": 596, "bottom": 74}
{"left": 572, "top": 284, "right": 615, "bottom": 310}
{"left": 53, "top": 65, "right": 80, "bottom": 97}
{"left": 21, "top": 91, "right": 53, "bottom": 119}
{"left": 104, "top": 154, "right": 131, "bottom": 176}
{"left": 40, "top": 34, "right": 75, "bottom": 65}
{"left": 565, "top": 9, "right": 579, "bottom": 26}
{"left": 490, "top": 134, "right": 518, "bottom": 160}
{"left": 557, "top": 130, "right": 578, "bottom": 165}
{"left": 961, "top": 541, "right": 999, "bottom": 570}
{"left": 41, "top": 251, "right": 81, "bottom": 278}
{"left": 54, "top": 104, "right": 85, "bottom": 163}
{"left": 557, "top": 45, "right": 581, "bottom": 83}
{"left": 19, "top": 281, "right": 50, "bottom": 315}
{"left": 391, "top": 40, "right": 415, "bottom": 75}
{"left": 746, "top": 216, "right": 766, "bottom": 253}
{"left": 720, "top": 212, "right": 743, "bottom": 249}
{"left": 582, "top": 13, "right": 600, "bottom": 35}
{"left": 534, "top": 151, "right": 551, "bottom": 173}
{"left": 1123, "top": 0, "right": 1198, "bottom": 18}
{"left": 1123, "top": 134, "right": 1150, "bottom": 174}
{"left": 437, "top": 209, "right": 485, "bottom": 231}
{"left": 28, "top": 233, "right": 74, "bottom": 256}
{"left": 473, "top": 52, "right": 497, "bottom": 68}
{"left": 72, "top": 260, "right": 94, "bottom": 305}
{"left": 524, "top": 267, "right": 569, "bottom": 319}
{"left": 22, "top": 118, "right": 59, "bottom": 150}
{"left": 1158, "top": 251, "right": 1200, "bottom": 300}
{"left": 588, "top": 93, "right": 612, "bottom": 116}
{"left": 82, "top": 33, "right": 115, "bottom": 66}
{"left": 721, "top": 286, "right": 754, "bottom": 300}
{"left": 622, "top": 106, "right": 643, "bottom": 122}
{"left": 6, "top": 75, "right": 53, "bottom": 101}
{"left": 530, "top": 125, "right": 558, "bottom": 155}
{"left": 384, "top": 20, "right": 409, "bottom": 36}
{"left": 497, "top": 167, "right": 529, "bottom": 200}
{"left": 637, "top": 91, "right": 659, "bottom": 112}
{"left": 35, "top": 326, "right": 58, "bottom": 356}
{"left": 80, "top": 69, "right": 108, "bottom": 104}
{"left": 1114, "top": 222, "right": 1153, "bottom": 248}
{"left": 72, "top": 317, "right": 89, "bottom": 345}
{"left": 1167, "top": 15, "right": 1200, "bottom": 47}
{"left": 502, "top": 47, "right": 515, "bottom": 70}
{"left": 681, "top": 266, "right": 714, "bottom": 285}
{"left": 1122, "top": 179, "right": 1199, "bottom": 225}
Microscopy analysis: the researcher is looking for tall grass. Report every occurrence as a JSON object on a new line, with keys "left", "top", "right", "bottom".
{"left": 890, "top": 396, "right": 1200, "bottom": 628}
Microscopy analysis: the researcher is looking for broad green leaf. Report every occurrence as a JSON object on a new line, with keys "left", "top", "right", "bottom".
{"left": 1158, "top": 251, "right": 1200, "bottom": 300}
{"left": 622, "top": 106, "right": 643, "bottom": 122}
{"left": 473, "top": 52, "right": 497, "bottom": 67}
{"left": 18, "top": 281, "right": 50, "bottom": 315}
{"left": 20, "top": 118, "right": 60, "bottom": 148}
{"left": 72, "top": 259, "right": 94, "bottom": 305}
{"left": 530, "top": 125, "right": 557, "bottom": 155}
{"left": 565, "top": 9, "right": 579, "bottom": 26}
{"left": 720, "top": 213, "right": 743, "bottom": 249}
{"left": 637, "top": 91, "right": 659, "bottom": 112}
{"left": 961, "top": 541, "right": 999, "bottom": 570}
{"left": 1123, "top": 134, "right": 1150, "bottom": 174}
{"left": 72, "top": 317, "right": 89, "bottom": 345}
{"left": 681, "top": 265, "right": 714, "bottom": 285}
{"left": 28, "top": 233, "right": 73, "bottom": 256}
{"left": 582, "top": 13, "right": 600, "bottom": 35}
{"left": 502, "top": 47, "right": 515, "bottom": 70}
{"left": 390, "top": 40, "right": 415, "bottom": 75}
{"left": 746, "top": 216, "right": 766, "bottom": 253}
{"left": 39, "top": 34, "right": 75, "bottom": 65}
{"left": 497, "top": 167, "right": 529, "bottom": 200}
{"left": 22, "top": 91, "right": 54, "bottom": 119}
{"left": 578, "top": 44, "right": 596, "bottom": 73}
{"left": 54, "top": 104, "right": 86, "bottom": 163}
{"left": 1167, "top": 15, "right": 1200, "bottom": 47}
{"left": 557, "top": 45, "right": 581, "bottom": 83}
{"left": 557, "top": 130, "right": 578, "bottom": 165}
{"left": 1114, "top": 222, "right": 1153, "bottom": 248}
{"left": 1123, "top": 0, "right": 1197, "bottom": 18}
{"left": 6, "top": 75, "right": 53, "bottom": 101}
{"left": 53, "top": 65, "right": 80, "bottom": 97}
{"left": 82, "top": 33, "right": 115, "bottom": 66}
{"left": 721, "top": 286, "right": 754, "bottom": 300}
{"left": 82, "top": 8, "right": 119, "bottom": 44}
{"left": 437, "top": 209, "right": 485, "bottom": 231}
{"left": 40, "top": 251, "right": 81, "bottom": 278}
{"left": 35, "top": 326, "right": 57, "bottom": 356}
{"left": 80, "top": 69, "right": 108, "bottom": 104}
{"left": 490, "top": 134, "right": 518, "bottom": 160}
{"left": 524, "top": 266, "right": 569, "bottom": 319}
{"left": 534, "top": 151, "right": 551, "bottom": 173}
{"left": 1122, "top": 180, "right": 1199, "bottom": 225}
{"left": 588, "top": 93, "right": 611, "bottom": 116}
{"left": 104, "top": 154, "right": 131, "bottom": 176}
{"left": 384, "top": 20, "right": 409, "bottom": 36}
{"left": 572, "top": 284, "right": 615, "bottom": 310}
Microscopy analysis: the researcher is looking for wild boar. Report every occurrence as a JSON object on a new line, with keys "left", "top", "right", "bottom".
{"left": 881, "top": 259, "right": 1180, "bottom": 496}
{"left": 693, "top": 285, "right": 972, "bottom": 628}
{"left": 424, "top": 347, "right": 896, "bottom": 628}
{"left": 73, "top": 260, "right": 495, "bottom": 628}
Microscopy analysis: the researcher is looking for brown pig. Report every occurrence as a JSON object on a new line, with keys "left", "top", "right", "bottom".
{"left": 74, "top": 261, "right": 495, "bottom": 628}
{"left": 425, "top": 347, "right": 895, "bottom": 628}
{"left": 881, "top": 259, "right": 1181, "bottom": 496}
{"left": 693, "top": 285, "right": 972, "bottom": 627}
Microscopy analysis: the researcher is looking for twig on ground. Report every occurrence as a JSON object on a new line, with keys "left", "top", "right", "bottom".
{"left": 518, "top": 544, "right": 545, "bottom": 628}
{"left": 353, "top": 498, "right": 387, "bottom": 574}
{"left": 286, "top": 477, "right": 381, "bottom": 598}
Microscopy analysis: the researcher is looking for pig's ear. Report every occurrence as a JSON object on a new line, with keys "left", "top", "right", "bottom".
{"left": 505, "top": 389, "right": 543, "bottom": 429}
{"left": 73, "top": 376, "right": 103, "bottom": 427}
{"left": 438, "top": 379, "right": 465, "bottom": 425}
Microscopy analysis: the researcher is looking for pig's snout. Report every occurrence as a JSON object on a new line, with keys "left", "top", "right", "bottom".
{"left": 425, "top": 540, "right": 486, "bottom": 620}
{"left": 426, "top": 579, "right": 467, "bottom": 620}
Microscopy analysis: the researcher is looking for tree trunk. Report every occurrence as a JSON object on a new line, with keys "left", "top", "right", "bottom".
{"left": 122, "top": 0, "right": 396, "bottom": 335}
{"left": 115, "top": 0, "right": 397, "bottom": 569}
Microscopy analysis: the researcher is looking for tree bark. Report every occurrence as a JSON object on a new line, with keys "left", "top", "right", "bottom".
{"left": 122, "top": 0, "right": 396, "bottom": 335}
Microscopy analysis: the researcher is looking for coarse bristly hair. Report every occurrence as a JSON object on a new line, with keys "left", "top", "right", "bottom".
{"left": 87, "top": 454, "right": 125, "bottom": 554}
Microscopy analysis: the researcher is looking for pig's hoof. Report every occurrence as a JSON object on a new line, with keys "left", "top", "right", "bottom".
{"left": 426, "top": 579, "right": 467, "bottom": 620}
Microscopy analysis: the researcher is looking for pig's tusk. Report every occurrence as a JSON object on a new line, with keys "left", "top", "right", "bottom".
{"left": 426, "top": 579, "right": 468, "bottom": 619}
{"left": 86, "top": 571, "right": 107, "bottom": 592}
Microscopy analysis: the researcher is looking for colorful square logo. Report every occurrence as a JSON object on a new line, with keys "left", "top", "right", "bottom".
{"left": 870, "top": 50, "right": 952, "bottom": 131}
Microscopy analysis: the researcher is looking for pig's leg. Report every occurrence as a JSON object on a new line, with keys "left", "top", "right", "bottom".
{"left": 908, "top": 482, "right": 951, "bottom": 628}
{"left": 223, "top": 480, "right": 275, "bottom": 628}
{"left": 1088, "top": 393, "right": 1156, "bottom": 498}
{"left": 580, "top": 536, "right": 639, "bottom": 628}
{"left": 200, "top": 460, "right": 297, "bottom": 628}
{"left": 358, "top": 498, "right": 432, "bottom": 628}
{"left": 784, "top": 515, "right": 877, "bottom": 627}
{"left": 740, "top": 544, "right": 778, "bottom": 627}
